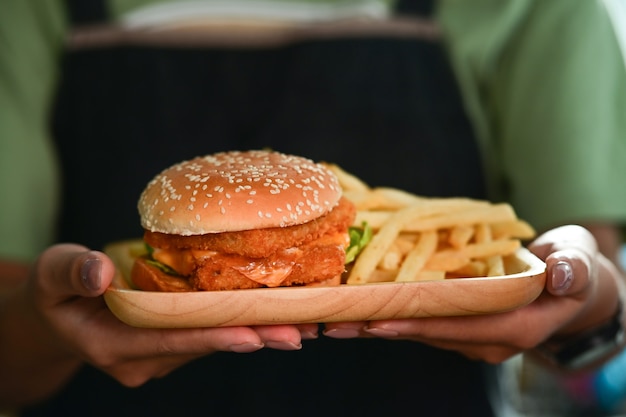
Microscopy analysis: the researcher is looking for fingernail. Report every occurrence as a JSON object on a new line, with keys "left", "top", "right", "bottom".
{"left": 364, "top": 327, "right": 399, "bottom": 338}
{"left": 229, "top": 342, "right": 264, "bottom": 353}
{"left": 552, "top": 261, "right": 573, "bottom": 292}
{"left": 300, "top": 330, "right": 319, "bottom": 340}
{"left": 322, "top": 328, "right": 360, "bottom": 339}
{"left": 264, "top": 341, "right": 302, "bottom": 351}
{"left": 81, "top": 258, "right": 102, "bottom": 291}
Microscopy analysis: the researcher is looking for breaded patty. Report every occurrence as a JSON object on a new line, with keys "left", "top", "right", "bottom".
{"left": 143, "top": 197, "right": 355, "bottom": 258}
{"left": 190, "top": 235, "right": 348, "bottom": 290}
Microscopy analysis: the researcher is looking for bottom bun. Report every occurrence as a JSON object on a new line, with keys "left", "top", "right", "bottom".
{"left": 131, "top": 257, "right": 342, "bottom": 292}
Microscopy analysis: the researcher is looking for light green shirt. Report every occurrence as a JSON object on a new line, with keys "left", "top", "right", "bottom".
{"left": 1, "top": 0, "right": 625, "bottom": 262}
{"left": 437, "top": 0, "right": 626, "bottom": 231}
{"left": 0, "top": 1, "right": 65, "bottom": 262}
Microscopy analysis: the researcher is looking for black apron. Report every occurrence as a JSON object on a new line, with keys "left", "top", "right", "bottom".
{"left": 24, "top": 1, "right": 494, "bottom": 416}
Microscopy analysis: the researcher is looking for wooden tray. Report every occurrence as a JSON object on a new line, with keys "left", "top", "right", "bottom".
{"left": 103, "top": 240, "right": 546, "bottom": 328}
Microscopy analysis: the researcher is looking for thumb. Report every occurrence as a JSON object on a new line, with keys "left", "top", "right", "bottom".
{"left": 543, "top": 249, "right": 593, "bottom": 297}
{"left": 528, "top": 225, "right": 597, "bottom": 297}
{"left": 34, "top": 244, "right": 116, "bottom": 303}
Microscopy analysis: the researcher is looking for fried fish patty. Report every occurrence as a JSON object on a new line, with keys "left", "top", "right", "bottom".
{"left": 143, "top": 197, "right": 355, "bottom": 258}
{"left": 190, "top": 236, "right": 348, "bottom": 290}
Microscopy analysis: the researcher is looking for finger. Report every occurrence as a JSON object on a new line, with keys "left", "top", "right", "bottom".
{"left": 96, "top": 327, "right": 266, "bottom": 387}
{"left": 82, "top": 325, "right": 265, "bottom": 366}
{"left": 322, "top": 321, "right": 369, "bottom": 338}
{"left": 543, "top": 248, "right": 593, "bottom": 297}
{"left": 253, "top": 325, "right": 303, "bottom": 350}
{"left": 34, "top": 244, "right": 116, "bottom": 303}
{"left": 364, "top": 315, "right": 530, "bottom": 344}
{"left": 295, "top": 323, "right": 320, "bottom": 340}
{"left": 529, "top": 225, "right": 597, "bottom": 260}
{"left": 361, "top": 296, "right": 577, "bottom": 348}
{"left": 528, "top": 225, "right": 597, "bottom": 296}
{"left": 364, "top": 325, "right": 521, "bottom": 364}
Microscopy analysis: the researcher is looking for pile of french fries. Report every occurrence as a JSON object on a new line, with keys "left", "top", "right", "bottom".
{"left": 326, "top": 164, "right": 536, "bottom": 284}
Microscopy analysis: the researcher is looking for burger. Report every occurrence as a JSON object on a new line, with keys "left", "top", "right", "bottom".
{"left": 131, "top": 150, "right": 357, "bottom": 291}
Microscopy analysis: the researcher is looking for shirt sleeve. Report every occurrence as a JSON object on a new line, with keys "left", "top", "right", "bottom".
{"left": 437, "top": 0, "right": 626, "bottom": 232}
{"left": 0, "top": 0, "right": 67, "bottom": 262}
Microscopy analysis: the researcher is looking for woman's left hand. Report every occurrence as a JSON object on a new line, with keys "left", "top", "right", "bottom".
{"left": 323, "top": 225, "right": 626, "bottom": 365}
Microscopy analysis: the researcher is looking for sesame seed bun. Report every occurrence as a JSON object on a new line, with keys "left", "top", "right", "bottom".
{"left": 138, "top": 150, "right": 343, "bottom": 235}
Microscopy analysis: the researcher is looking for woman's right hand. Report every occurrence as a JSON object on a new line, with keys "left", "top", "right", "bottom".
{"left": 0, "top": 243, "right": 316, "bottom": 408}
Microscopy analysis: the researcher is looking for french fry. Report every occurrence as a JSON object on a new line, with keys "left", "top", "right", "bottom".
{"left": 343, "top": 190, "right": 383, "bottom": 210}
{"left": 474, "top": 223, "right": 505, "bottom": 277}
{"left": 370, "top": 187, "right": 426, "bottom": 209}
{"left": 449, "top": 261, "right": 488, "bottom": 278}
{"left": 425, "top": 239, "right": 521, "bottom": 271}
{"left": 379, "top": 244, "right": 402, "bottom": 271}
{"left": 448, "top": 225, "right": 474, "bottom": 249}
{"left": 414, "top": 270, "right": 446, "bottom": 281}
{"left": 474, "top": 223, "right": 492, "bottom": 243}
{"left": 402, "top": 204, "right": 518, "bottom": 232}
{"left": 353, "top": 210, "right": 399, "bottom": 230}
{"left": 490, "top": 220, "right": 536, "bottom": 240}
{"left": 424, "top": 251, "right": 470, "bottom": 272}
{"left": 324, "top": 163, "right": 370, "bottom": 192}
{"left": 395, "top": 230, "right": 438, "bottom": 282}
{"left": 485, "top": 255, "right": 505, "bottom": 277}
{"left": 366, "top": 269, "right": 398, "bottom": 283}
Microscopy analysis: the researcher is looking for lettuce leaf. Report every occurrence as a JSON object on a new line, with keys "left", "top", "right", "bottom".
{"left": 143, "top": 243, "right": 180, "bottom": 276}
{"left": 345, "top": 222, "right": 373, "bottom": 264}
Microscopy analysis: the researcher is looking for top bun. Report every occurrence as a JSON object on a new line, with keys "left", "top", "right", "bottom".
{"left": 138, "top": 150, "right": 343, "bottom": 235}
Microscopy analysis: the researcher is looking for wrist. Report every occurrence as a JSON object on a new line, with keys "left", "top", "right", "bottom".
{"left": 535, "top": 299, "right": 625, "bottom": 371}
{"left": 0, "top": 288, "right": 82, "bottom": 407}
